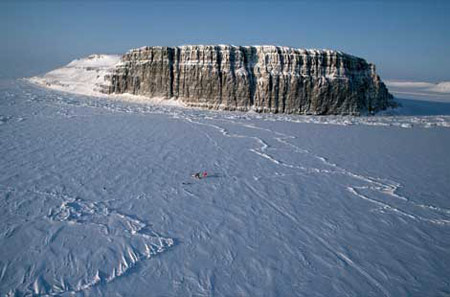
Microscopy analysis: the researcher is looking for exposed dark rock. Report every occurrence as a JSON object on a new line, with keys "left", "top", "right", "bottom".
{"left": 108, "top": 45, "right": 395, "bottom": 115}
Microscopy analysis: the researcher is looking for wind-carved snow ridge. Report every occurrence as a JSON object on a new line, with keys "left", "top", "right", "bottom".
{"left": 241, "top": 112, "right": 450, "bottom": 128}
{"left": 175, "top": 115, "right": 450, "bottom": 296}
{"left": 178, "top": 116, "right": 390, "bottom": 296}
{"left": 273, "top": 129, "right": 450, "bottom": 226}
{"left": 46, "top": 198, "right": 173, "bottom": 295}
{"left": 181, "top": 114, "right": 450, "bottom": 227}
{"left": 3, "top": 80, "right": 450, "bottom": 296}
{"left": 1, "top": 188, "right": 174, "bottom": 297}
{"left": 23, "top": 76, "right": 450, "bottom": 129}
{"left": 271, "top": 133, "right": 450, "bottom": 224}
{"left": 0, "top": 115, "right": 25, "bottom": 125}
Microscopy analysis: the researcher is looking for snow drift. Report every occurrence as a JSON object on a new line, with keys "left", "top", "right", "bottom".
{"left": 1, "top": 79, "right": 450, "bottom": 296}
{"left": 28, "top": 54, "right": 121, "bottom": 97}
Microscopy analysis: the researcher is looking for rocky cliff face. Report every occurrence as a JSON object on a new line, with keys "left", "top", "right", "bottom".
{"left": 107, "top": 45, "right": 394, "bottom": 115}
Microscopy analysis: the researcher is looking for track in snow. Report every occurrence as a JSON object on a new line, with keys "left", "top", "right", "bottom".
{"left": 1, "top": 80, "right": 450, "bottom": 296}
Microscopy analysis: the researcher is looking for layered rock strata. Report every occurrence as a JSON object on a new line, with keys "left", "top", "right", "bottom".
{"left": 108, "top": 45, "right": 394, "bottom": 115}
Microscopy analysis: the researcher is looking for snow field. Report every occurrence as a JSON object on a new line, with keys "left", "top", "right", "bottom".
{"left": 1, "top": 80, "right": 450, "bottom": 296}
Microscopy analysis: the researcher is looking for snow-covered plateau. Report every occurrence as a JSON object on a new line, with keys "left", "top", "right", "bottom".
{"left": 1, "top": 61, "right": 450, "bottom": 296}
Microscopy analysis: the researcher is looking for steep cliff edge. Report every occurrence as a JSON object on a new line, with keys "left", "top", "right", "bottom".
{"left": 108, "top": 45, "right": 394, "bottom": 115}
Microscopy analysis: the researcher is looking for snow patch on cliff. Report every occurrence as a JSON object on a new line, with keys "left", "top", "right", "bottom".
{"left": 28, "top": 54, "right": 121, "bottom": 97}
{"left": 27, "top": 55, "right": 185, "bottom": 107}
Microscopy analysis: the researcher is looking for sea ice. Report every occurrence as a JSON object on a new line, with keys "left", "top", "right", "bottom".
{"left": 1, "top": 79, "right": 449, "bottom": 296}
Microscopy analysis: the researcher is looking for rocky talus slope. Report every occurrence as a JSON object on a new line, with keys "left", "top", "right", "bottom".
{"left": 108, "top": 45, "right": 394, "bottom": 115}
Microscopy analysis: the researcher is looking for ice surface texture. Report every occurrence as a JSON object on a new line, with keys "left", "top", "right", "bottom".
{"left": 0, "top": 189, "right": 173, "bottom": 296}
{"left": 1, "top": 79, "right": 450, "bottom": 296}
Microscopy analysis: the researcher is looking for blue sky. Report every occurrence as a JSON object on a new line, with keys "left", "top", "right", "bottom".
{"left": 2, "top": 0, "right": 449, "bottom": 81}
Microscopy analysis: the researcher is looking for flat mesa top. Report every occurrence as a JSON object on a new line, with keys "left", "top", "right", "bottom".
{"left": 127, "top": 45, "right": 350, "bottom": 57}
